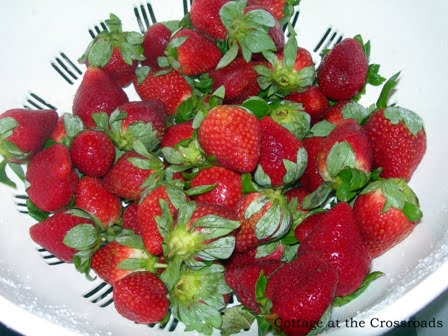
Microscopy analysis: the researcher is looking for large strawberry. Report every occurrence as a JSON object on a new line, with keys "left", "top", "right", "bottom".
{"left": 190, "top": 0, "right": 231, "bottom": 40}
{"left": 78, "top": 14, "right": 145, "bottom": 87}
{"left": 142, "top": 22, "right": 173, "bottom": 69}
{"left": 255, "top": 116, "right": 307, "bottom": 188}
{"left": 198, "top": 105, "right": 261, "bottom": 173}
{"left": 114, "top": 271, "right": 169, "bottom": 324}
{"left": 0, "top": 108, "right": 58, "bottom": 163}
{"left": 73, "top": 67, "right": 129, "bottom": 128}
{"left": 353, "top": 178, "right": 423, "bottom": 258}
{"left": 26, "top": 144, "right": 78, "bottom": 212}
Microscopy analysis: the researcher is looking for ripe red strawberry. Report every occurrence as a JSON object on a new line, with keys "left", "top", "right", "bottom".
{"left": 114, "top": 271, "right": 169, "bottom": 324}
{"left": 363, "top": 107, "right": 426, "bottom": 181}
{"left": 134, "top": 68, "right": 192, "bottom": 115}
{"left": 287, "top": 85, "right": 330, "bottom": 124}
{"left": 255, "top": 116, "right": 307, "bottom": 188}
{"left": 74, "top": 176, "right": 122, "bottom": 228}
{"left": 70, "top": 130, "right": 115, "bottom": 178}
{"left": 190, "top": 166, "right": 242, "bottom": 210}
{"left": 224, "top": 244, "right": 284, "bottom": 270}
{"left": 298, "top": 136, "right": 325, "bottom": 192}
{"left": 298, "top": 202, "right": 371, "bottom": 296}
{"left": 26, "top": 144, "right": 78, "bottom": 212}
{"left": 103, "top": 151, "right": 162, "bottom": 201}
{"left": 161, "top": 121, "right": 194, "bottom": 148}
{"left": 29, "top": 212, "right": 93, "bottom": 263}
{"left": 73, "top": 67, "right": 129, "bottom": 128}
{"left": 316, "top": 119, "right": 373, "bottom": 182}
{"left": 353, "top": 178, "right": 423, "bottom": 258}
{"left": 142, "top": 22, "right": 172, "bottom": 69}
{"left": 0, "top": 108, "right": 58, "bottom": 163}
{"left": 294, "top": 211, "right": 326, "bottom": 243}
{"left": 165, "top": 28, "right": 222, "bottom": 76}
{"left": 198, "top": 105, "right": 261, "bottom": 173}
{"left": 265, "top": 253, "right": 338, "bottom": 335}
{"left": 225, "top": 260, "right": 285, "bottom": 313}
{"left": 190, "top": 0, "right": 231, "bottom": 40}
{"left": 317, "top": 38, "right": 368, "bottom": 101}
{"left": 122, "top": 203, "right": 141, "bottom": 235}
{"left": 324, "top": 101, "right": 369, "bottom": 126}
{"left": 78, "top": 14, "right": 144, "bottom": 87}
{"left": 50, "top": 114, "right": 84, "bottom": 147}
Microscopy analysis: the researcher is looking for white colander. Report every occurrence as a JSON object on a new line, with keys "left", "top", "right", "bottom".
{"left": 1, "top": 0, "right": 448, "bottom": 335}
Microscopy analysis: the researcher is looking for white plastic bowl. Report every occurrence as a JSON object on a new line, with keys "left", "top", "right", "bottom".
{"left": 1, "top": 1, "right": 448, "bottom": 335}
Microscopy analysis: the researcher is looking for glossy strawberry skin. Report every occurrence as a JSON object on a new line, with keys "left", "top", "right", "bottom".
{"left": 247, "top": 0, "right": 288, "bottom": 21}
{"left": 287, "top": 86, "right": 329, "bottom": 124}
{"left": 190, "top": 166, "right": 242, "bottom": 210}
{"left": 114, "top": 271, "right": 169, "bottom": 324}
{"left": 298, "top": 136, "right": 325, "bottom": 192}
{"left": 73, "top": 67, "right": 129, "bottom": 128}
{"left": 29, "top": 212, "right": 93, "bottom": 263}
{"left": 122, "top": 203, "right": 141, "bottom": 235}
{"left": 294, "top": 211, "right": 326, "bottom": 243}
{"left": 190, "top": 0, "right": 231, "bottom": 40}
{"left": 363, "top": 109, "right": 426, "bottom": 181}
{"left": 101, "top": 47, "right": 138, "bottom": 88}
{"left": 198, "top": 105, "right": 261, "bottom": 173}
{"left": 161, "top": 121, "right": 194, "bottom": 148}
{"left": 26, "top": 144, "right": 78, "bottom": 212}
{"left": 323, "top": 100, "right": 350, "bottom": 125}
{"left": 70, "top": 130, "right": 115, "bottom": 178}
{"left": 142, "top": 23, "right": 172, "bottom": 69}
{"left": 317, "top": 38, "right": 368, "bottom": 101}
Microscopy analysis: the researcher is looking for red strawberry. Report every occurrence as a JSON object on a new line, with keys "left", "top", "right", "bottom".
{"left": 298, "top": 136, "right": 325, "bottom": 192}
{"left": 70, "top": 130, "right": 115, "bottom": 178}
{"left": 165, "top": 28, "right": 222, "bottom": 76}
{"left": 285, "top": 186, "right": 309, "bottom": 216}
{"left": 134, "top": 68, "right": 192, "bottom": 115}
{"left": 50, "top": 114, "right": 84, "bottom": 147}
{"left": 363, "top": 107, "right": 426, "bottom": 181}
{"left": 317, "top": 38, "right": 368, "bottom": 101}
{"left": 29, "top": 212, "right": 93, "bottom": 263}
{"left": 247, "top": 0, "right": 297, "bottom": 22}
{"left": 142, "top": 22, "right": 172, "bottom": 69}
{"left": 103, "top": 151, "right": 162, "bottom": 201}
{"left": 298, "top": 202, "right": 371, "bottom": 296}
{"left": 190, "top": 166, "right": 242, "bottom": 210}
{"left": 0, "top": 108, "right": 58, "bottom": 163}
{"left": 324, "top": 101, "right": 369, "bottom": 126}
{"left": 353, "top": 178, "right": 423, "bottom": 258}
{"left": 73, "top": 67, "right": 129, "bottom": 128}
{"left": 161, "top": 121, "right": 194, "bottom": 148}
{"left": 122, "top": 203, "right": 141, "bottom": 235}
{"left": 74, "top": 176, "right": 122, "bottom": 228}
{"left": 265, "top": 253, "right": 338, "bottom": 335}
{"left": 294, "top": 211, "right": 326, "bottom": 243}
{"left": 26, "top": 144, "right": 78, "bottom": 212}
{"left": 287, "top": 85, "right": 329, "bottom": 124}
{"left": 316, "top": 119, "right": 373, "bottom": 182}
{"left": 198, "top": 105, "right": 261, "bottom": 173}
{"left": 78, "top": 14, "right": 144, "bottom": 87}
{"left": 255, "top": 117, "right": 307, "bottom": 188}
{"left": 224, "top": 244, "right": 284, "bottom": 270}
{"left": 190, "top": 0, "right": 231, "bottom": 40}
{"left": 113, "top": 271, "right": 169, "bottom": 324}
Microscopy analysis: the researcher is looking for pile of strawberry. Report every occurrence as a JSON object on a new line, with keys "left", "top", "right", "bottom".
{"left": 0, "top": 0, "right": 427, "bottom": 335}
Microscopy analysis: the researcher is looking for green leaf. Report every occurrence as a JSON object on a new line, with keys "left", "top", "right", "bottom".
{"left": 88, "top": 40, "right": 113, "bottom": 67}
{"left": 0, "top": 117, "right": 18, "bottom": 138}
{"left": 333, "top": 271, "right": 384, "bottom": 307}
{"left": 367, "top": 63, "right": 386, "bottom": 86}
{"left": 255, "top": 203, "right": 281, "bottom": 240}
{"left": 301, "top": 183, "right": 333, "bottom": 210}
{"left": 221, "top": 306, "right": 256, "bottom": 336}
{"left": 0, "top": 159, "right": 16, "bottom": 188}
{"left": 241, "top": 173, "right": 257, "bottom": 194}
{"left": 256, "top": 241, "right": 280, "bottom": 259}
{"left": 382, "top": 179, "right": 406, "bottom": 210}
{"left": 244, "top": 195, "right": 269, "bottom": 219}
{"left": 198, "top": 236, "right": 236, "bottom": 260}
{"left": 135, "top": 66, "right": 151, "bottom": 85}
{"left": 326, "top": 141, "right": 356, "bottom": 178}
{"left": 309, "top": 120, "right": 336, "bottom": 137}
{"left": 245, "top": 29, "right": 276, "bottom": 53}
{"left": 117, "top": 258, "right": 146, "bottom": 270}
{"left": 92, "top": 112, "right": 110, "bottom": 131}
{"left": 160, "top": 257, "right": 183, "bottom": 291}
{"left": 242, "top": 97, "right": 270, "bottom": 119}
{"left": 245, "top": 9, "right": 275, "bottom": 27}
{"left": 63, "top": 224, "right": 98, "bottom": 250}
{"left": 384, "top": 106, "right": 424, "bottom": 136}
{"left": 26, "top": 199, "right": 49, "bottom": 222}
{"left": 254, "top": 165, "right": 272, "bottom": 187}
{"left": 341, "top": 102, "right": 369, "bottom": 124}
{"left": 105, "top": 13, "right": 122, "bottom": 34}
{"left": 216, "top": 42, "right": 239, "bottom": 69}
{"left": 255, "top": 272, "right": 272, "bottom": 314}
{"left": 403, "top": 202, "right": 423, "bottom": 222}
{"left": 6, "top": 162, "right": 24, "bottom": 182}
{"left": 283, "top": 29, "right": 298, "bottom": 69}
{"left": 63, "top": 114, "right": 84, "bottom": 139}
{"left": 281, "top": 244, "right": 299, "bottom": 263}
{"left": 376, "top": 72, "right": 401, "bottom": 109}
{"left": 115, "top": 232, "right": 145, "bottom": 250}
{"left": 185, "top": 184, "right": 217, "bottom": 196}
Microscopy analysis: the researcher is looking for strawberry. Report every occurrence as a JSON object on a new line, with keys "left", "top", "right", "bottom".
{"left": 255, "top": 116, "right": 307, "bottom": 188}
{"left": 50, "top": 114, "right": 84, "bottom": 147}
{"left": 298, "top": 202, "right": 371, "bottom": 296}
{"left": 0, "top": 108, "right": 58, "bottom": 163}
{"left": 70, "top": 130, "right": 115, "bottom": 178}
{"left": 29, "top": 212, "right": 93, "bottom": 263}
{"left": 265, "top": 253, "right": 338, "bottom": 335}
{"left": 190, "top": 166, "right": 242, "bottom": 210}
{"left": 285, "top": 186, "right": 309, "bottom": 215}
{"left": 122, "top": 203, "right": 141, "bottom": 235}
{"left": 294, "top": 211, "right": 326, "bottom": 243}
{"left": 161, "top": 121, "right": 194, "bottom": 148}
{"left": 298, "top": 136, "right": 325, "bottom": 192}
{"left": 134, "top": 67, "right": 192, "bottom": 116}
{"left": 268, "top": 100, "right": 310, "bottom": 140}
{"left": 247, "top": 0, "right": 298, "bottom": 23}
{"left": 198, "top": 105, "right": 261, "bottom": 173}
{"left": 26, "top": 144, "right": 78, "bottom": 212}
{"left": 317, "top": 38, "right": 368, "bottom": 101}
{"left": 190, "top": 0, "right": 231, "bottom": 40}
{"left": 224, "top": 244, "right": 284, "bottom": 270}
{"left": 353, "top": 178, "right": 423, "bottom": 258}
{"left": 287, "top": 85, "right": 330, "bottom": 124}
{"left": 323, "top": 100, "right": 369, "bottom": 126}
{"left": 113, "top": 271, "right": 169, "bottom": 324}
{"left": 142, "top": 22, "right": 172, "bottom": 69}
{"left": 103, "top": 151, "right": 163, "bottom": 201}
{"left": 73, "top": 67, "right": 129, "bottom": 128}
{"left": 162, "top": 28, "right": 222, "bottom": 76}
{"left": 74, "top": 176, "right": 122, "bottom": 228}
{"left": 78, "top": 14, "right": 145, "bottom": 87}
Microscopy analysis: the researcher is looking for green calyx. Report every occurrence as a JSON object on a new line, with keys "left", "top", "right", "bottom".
{"left": 384, "top": 106, "right": 424, "bottom": 136}
{"left": 269, "top": 100, "right": 310, "bottom": 140}
{"left": 162, "top": 137, "right": 208, "bottom": 168}
{"left": 0, "top": 117, "right": 29, "bottom": 162}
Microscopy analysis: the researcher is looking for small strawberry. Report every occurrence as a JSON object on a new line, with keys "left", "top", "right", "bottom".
{"left": 50, "top": 114, "right": 84, "bottom": 147}
{"left": 161, "top": 121, "right": 194, "bottom": 149}
{"left": 29, "top": 211, "right": 93, "bottom": 263}
{"left": 190, "top": 0, "right": 231, "bottom": 40}
{"left": 294, "top": 211, "right": 326, "bottom": 243}
{"left": 285, "top": 186, "right": 309, "bottom": 215}
{"left": 74, "top": 176, "right": 122, "bottom": 228}
{"left": 0, "top": 108, "right": 58, "bottom": 163}
{"left": 324, "top": 100, "right": 369, "bottom": 126}
{"left": 298, "top": 202, "right": 371, "bottom": 296}
{"left": 287, "top": 85, "right": 330, "bottom": 124}
{"left": 353, "top": 178, "right": 423, "bottom": 258}
{"left": 134, "top": 67, "right": 192, "bottom": 115}
{"left": 190, "top": 166, "right": 243, "bottom": 210}
{"left": 70, "top": 130, "right": 115, "bottom": 178}
{"left": 255, "top": 116, "right": 307, "bottom": 188}
{"left": 247, "top": 0, "right": 299, "bottom": 23}
{"left": 198, "top": 105, "right": 261, "bottom": 173}
{"left": 78, "top": 14, "right": 145, "bottom": 87}
{"left": 73, "top": 67, "right": 129, "bottom": 128}
{"left": 298, "top": 136, "right": 325, "bottom": 192}
{"left": 122, "top": 203, "right": 141, "bottom": 235}
{"left": 114, "top": 271, "right": 169, "bottom": 324}
{"left": 142, "top": 22, "right": 173, "bottom": 69}
{"left": 26, "top": 144, "right": 78, "bottom": 212}
{"left": 268, "top": 100, "right": 310, "bottom": 140}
